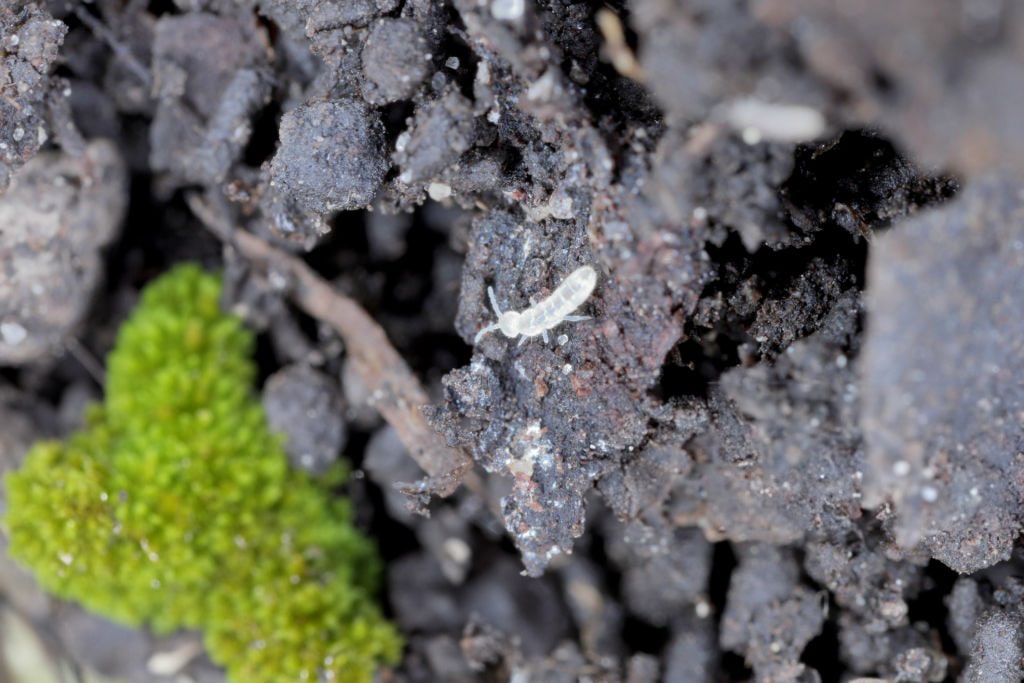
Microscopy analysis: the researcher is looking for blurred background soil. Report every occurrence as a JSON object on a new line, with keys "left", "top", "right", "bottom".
{"left": 2, "top": 1, "right": 1024, "bottom": 681}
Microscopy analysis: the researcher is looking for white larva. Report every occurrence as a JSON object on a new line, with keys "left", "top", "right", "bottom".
{"left": 474, "top": 265, "right": 597, "bottom": 346}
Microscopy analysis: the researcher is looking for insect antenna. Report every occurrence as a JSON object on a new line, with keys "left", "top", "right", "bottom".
{"left": 487, "top": 286, "right": 504, "bottom": 315}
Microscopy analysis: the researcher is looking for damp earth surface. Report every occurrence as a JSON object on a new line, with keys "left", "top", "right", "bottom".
{"left": 2, "top": 1, "right": 1024, "bottom": 681}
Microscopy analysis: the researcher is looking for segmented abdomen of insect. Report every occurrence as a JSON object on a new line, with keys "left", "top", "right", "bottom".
{"left": 517, "top": 266, "right": 597, "bottom": 337}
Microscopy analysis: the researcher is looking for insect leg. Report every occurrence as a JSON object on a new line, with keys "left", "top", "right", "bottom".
{"left": 562, "top": 315, "right": 591, "bottom": 322}
{"left": 474, "top": 322, "right": 499, "bottom": 344}
{"left": 543, "top": 330, "right": 549, "bottom": 343}
{"left": 517, "top": 336, "right": 528, "bottom": 347}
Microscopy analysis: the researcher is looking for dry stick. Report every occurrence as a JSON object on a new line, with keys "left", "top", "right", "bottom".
{"left": 69, "top": 4, "right": 153, "bottom": 89}
{"left": 189, "top": 196, "right": 473, "bottom": 498}
{"left": 595, "top": 9, "right": 645, "bottom": 82}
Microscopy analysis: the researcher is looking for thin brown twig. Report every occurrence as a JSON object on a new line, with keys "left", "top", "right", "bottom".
{"left": 64, "top": 337, "right": 106, "bottom": 387}
{"left": 69, "top": 3, "right": 152, "bottom": 90}
{"left": 595, "top": 9, "right": 646, "bottom": 82}
{"left": 187, "top": 195, "right": 473, "bottom": 498}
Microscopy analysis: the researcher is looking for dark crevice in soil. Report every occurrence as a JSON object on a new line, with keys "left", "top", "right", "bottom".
{"left": 801, "top": 606, "right": 842, "bottom": 683}
{"left": 408, "top": 330, "right": 473, "bottom": 384}
{"left": 315, "top": 211, "right": 371, "bottom": 274}
{"left": 253, "top": 330, "right": 278, "bottom": 386}
{"left": 720, "top": 651, "right": 754, "bottom": 681}
{"left": 146, "top": 0, "right": 179, "bottom": 17}
{"left": 783, "top": 130, "right": 959, "bottom": 241}
{"left": 621, "top": 615, "right": 670, "bottom": 656}
{"left": 655, "top": 336, "right": 737, "bottom": 401}
{"left": 381, "top": 100, "right": 417, "bottom": 143}
{"left": 740, "top": 229, "right": 864, "bottom": 296}
{"left": 661, "top": 218, "right": 864, "bottom": 399}
{"left": 242, "top": 99, "right": 282, "bottom": 167}
{"left": 708, "top": 541, "right": 737, "bottom": 619}
{"left": 906, "top": 560, "right": 962, "bottom": 661}
{"left": 436, "top": 15, "right": 479, "bottom": 100}
{"left": 380, "top": 222, "right": 446, "bottom": 315}
{"left": 361, "top": 479, "right": 421, "bottom": 565}
{"left": 106, "top": 175, "right": 221, "bottom": 289}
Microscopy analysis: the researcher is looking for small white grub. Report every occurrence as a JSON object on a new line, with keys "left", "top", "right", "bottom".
{"left": 724, "top": 98, "right": 827, "bottom": 143}
{"left": 475, "top": 265, "right": 597, "bottom": 346}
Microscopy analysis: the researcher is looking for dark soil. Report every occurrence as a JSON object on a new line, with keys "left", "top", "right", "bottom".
{"left": 3, "top": 1, "right": 1024, "bottom": 681}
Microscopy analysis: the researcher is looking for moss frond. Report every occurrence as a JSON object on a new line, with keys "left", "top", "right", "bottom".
{"left": 4, "top": 263, "right": 401, "bottom": 682}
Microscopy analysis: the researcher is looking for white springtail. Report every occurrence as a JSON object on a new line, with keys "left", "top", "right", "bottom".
{"left": 474, "top": 265, "right": 597, "bottom": 346}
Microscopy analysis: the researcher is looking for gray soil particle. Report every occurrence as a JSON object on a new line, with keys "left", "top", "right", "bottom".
{"left": 363, "top": 425, "right": 421, "bottom": 523}
{"left": 676, "top": 289, "right": 863, "bottom": 544}
{"left": 652, "top": 133, "right": 797, "bottom": 251}
{"left": 838, "top": 617, "right": 937, "bottom": 679}
{"left": 617, "top": 526, "right": 711, "bottom": 626}
{"left": 261, "top": 364, "right": 346, "bottom": 475}
{"left": 803, "top": 533, "right": 916, "bottom": 635}
{"left": 962, "top": 609, "right": 1024, "bottom": 682}
{"left": 151, "top": 13, "right": 267, "bottom": 119}
{"left": 395, "top": 87, "right": 477, "bottom": 185}
{"left": 947, "top": 578, "right": 983, "bottom": 655}
{"left": 0, "top": 4, "right": 67, "bottom": 192}
{"left": 893, "top": 646, "right": 946, "bottom": 682}
{"left": 268, "top": 99, "right": 387, "bottom": 214}
{"left": 154, "top": 68, "right": 272, "bottom": 184}
{"left": 149, "top": 12, "right": 271, "bottom": 183}
{"left": 720, "top": 543, "right": 825, "bottom": 681}
{"left": 747, "top": 257, "right": 855, "bottom": 357}
{"left": 663, "top": 613, "right": 717, "bottom": 683}
{"left": 0, "top": 141, "right": 126, "bottom": 364}
{"left": 861, "top": 174, "right": 1024, "bottom": 573}
{"left": 556, "top": 556, "right": 624, "bottom": 663}
{"left": 306, "top": 0, "right": 382, "bottom": 30}
{"left": 361, "top": 18, "right": 434, "bottom": 104}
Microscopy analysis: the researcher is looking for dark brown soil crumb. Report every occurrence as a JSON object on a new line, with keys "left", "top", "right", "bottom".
{"left": 4, "top": 0, "right": 1024, "bottom": 681}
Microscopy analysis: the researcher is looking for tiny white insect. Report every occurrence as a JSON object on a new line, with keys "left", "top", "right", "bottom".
{"left": 474, "top": 265, "right": 597, "bottom": 346}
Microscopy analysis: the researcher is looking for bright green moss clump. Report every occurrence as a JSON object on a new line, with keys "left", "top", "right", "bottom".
{"left": 5, "top": 264, "right": 401, "bottom": 682}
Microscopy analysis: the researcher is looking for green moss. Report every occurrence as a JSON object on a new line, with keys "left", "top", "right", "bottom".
{"left": 5, "top": 264, "right": 402, "bottom": 682}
